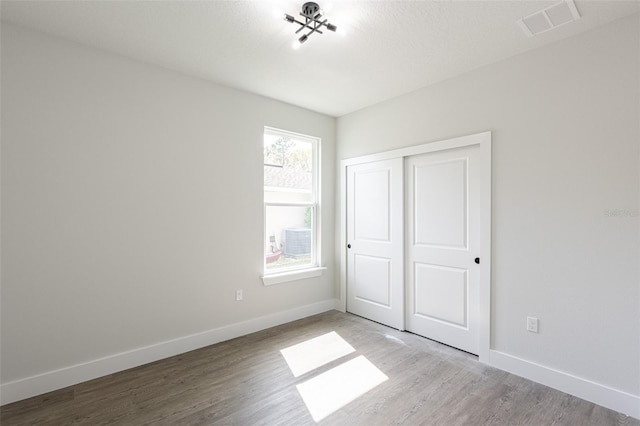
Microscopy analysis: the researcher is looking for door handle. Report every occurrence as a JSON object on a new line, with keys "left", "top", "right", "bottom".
{"left": 475, "top": 257, "right": 480, "bottom": 264}
{"left": 347, "top": 244, "right": 352, "bottom": 249}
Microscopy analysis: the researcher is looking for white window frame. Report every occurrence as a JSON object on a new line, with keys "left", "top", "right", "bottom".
{"left": 261, "top": 127, "right": 324, "bottom": 285}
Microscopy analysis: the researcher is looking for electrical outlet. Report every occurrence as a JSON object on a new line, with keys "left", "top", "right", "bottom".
{"left": 527, "top": 316, "right": 539, "bottom": 333}
{"left": 235, "top": 289, "right": 243, "bottom": 301}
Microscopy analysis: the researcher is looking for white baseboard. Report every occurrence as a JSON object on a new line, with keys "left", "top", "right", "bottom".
{"left": 489, "top": 350, "right": 640, "bottom": 420}
{"left": 1, "top": 298, "right": 340, "bottom": 406}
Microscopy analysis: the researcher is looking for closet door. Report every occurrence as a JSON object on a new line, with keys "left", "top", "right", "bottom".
{"left": 346, "top": 158, "right": 403, "bottom": 330}
{"left": 405, "top": 145, "right": 481, "bottom": 355}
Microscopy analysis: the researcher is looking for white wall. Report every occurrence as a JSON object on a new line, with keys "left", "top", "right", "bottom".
{"left": 337, "top": 14, "right": 639, "bottom": 404}
{"left": 3, "top": 12, "right": 639, "bottom": 415}
{"left": 0, "top": 23, "right": 336, "bottom": 398}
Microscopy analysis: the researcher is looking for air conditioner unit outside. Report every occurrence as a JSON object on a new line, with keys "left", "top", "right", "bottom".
{"left": 283, "top": 227, "right": 311, "bottom": 257}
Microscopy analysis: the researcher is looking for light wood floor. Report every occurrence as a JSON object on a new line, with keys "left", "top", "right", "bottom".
{"left": 2, "top": 310, "right": 638, "bottom": 425}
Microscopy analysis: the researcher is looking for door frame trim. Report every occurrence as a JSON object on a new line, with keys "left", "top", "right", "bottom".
{"left": 340, "top": 131, "right": 492, "bottom": 362}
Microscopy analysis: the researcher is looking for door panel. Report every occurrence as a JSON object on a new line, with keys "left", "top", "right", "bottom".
{"left": 353, "top": 255, "right": 391, "bottom": 306}
{"left": 406, "top": 146, "right": 480, "bottom": 354}
{"left": 414, "top": 159, "right": 467, "bottom": 249}
{"left": 346, "top": 159, "right": 403, "bottom": 330}
{"left": 414, "top": 263, "right": 467, "bottom": 327}
{"left": 353, "top": 169, "right": 390, "bottom": 242}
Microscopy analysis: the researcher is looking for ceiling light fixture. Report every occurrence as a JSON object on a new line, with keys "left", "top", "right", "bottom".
{"left": 285, "top": 2, "right": 337, "bottom": 48}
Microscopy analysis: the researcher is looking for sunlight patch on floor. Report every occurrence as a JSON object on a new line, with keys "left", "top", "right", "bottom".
{"left": 280, "top": 331, "right": 356, "bottom": 377}
{"left": 295, "top": 355, "right": 389, "bottom": 422}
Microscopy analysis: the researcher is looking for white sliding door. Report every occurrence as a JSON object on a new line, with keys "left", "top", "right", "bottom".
{"left": 346, "top": 158, "right": 404, "bottom": 330}
{"left": 405, "top": 145, "right": 481, "bottom": 354}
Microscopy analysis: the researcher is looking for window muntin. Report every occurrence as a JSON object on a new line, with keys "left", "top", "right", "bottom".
{"left": 264, "top": 128, "right": 319, "bottom": 274}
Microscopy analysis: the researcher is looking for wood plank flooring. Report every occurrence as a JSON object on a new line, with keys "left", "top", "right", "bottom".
{"left": 2, "top": 310, "right": 638, "bottom": 425}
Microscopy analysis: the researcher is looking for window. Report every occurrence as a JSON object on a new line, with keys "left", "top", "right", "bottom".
{"left": 263, "top": 127, "right": 321, "bottom": 282}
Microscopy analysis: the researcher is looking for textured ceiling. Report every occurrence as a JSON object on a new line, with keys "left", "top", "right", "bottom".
{"left": 1, "top": 1, "right": 638, "bottom": 117}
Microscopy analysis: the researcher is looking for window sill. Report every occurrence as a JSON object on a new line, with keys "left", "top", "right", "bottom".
{"left": 261, "top": 267, "right": 327, "bottom": 286}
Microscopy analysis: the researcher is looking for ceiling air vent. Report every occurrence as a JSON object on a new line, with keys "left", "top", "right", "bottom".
{"left": 518, "top": 0, "right": 580, "bottom": 37}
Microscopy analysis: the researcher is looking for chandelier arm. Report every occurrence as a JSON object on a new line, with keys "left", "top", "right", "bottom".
{"left": 290, "top": 17, "right": 306, "bottom": 26}
{"left": 320, "top": 21, "right": 334, "bottom": 30}
{"left": 304, "top": 15, "right": 328, "bottom": 27}
{"left": 300, "top": 13, "right": 328, "bottom": 28}
{"left": 295, "top": 20, "right": 324, "bottom": 34}
{"left": 304, "top": 18, "right": 327, "bottom": 38}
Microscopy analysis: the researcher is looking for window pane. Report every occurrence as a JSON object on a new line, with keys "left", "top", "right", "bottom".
{"left": 265, "top": 205, "right": 314, "bottom": 271}
{"left": 264, "top": 134, "right": 313, "bottom": 203}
